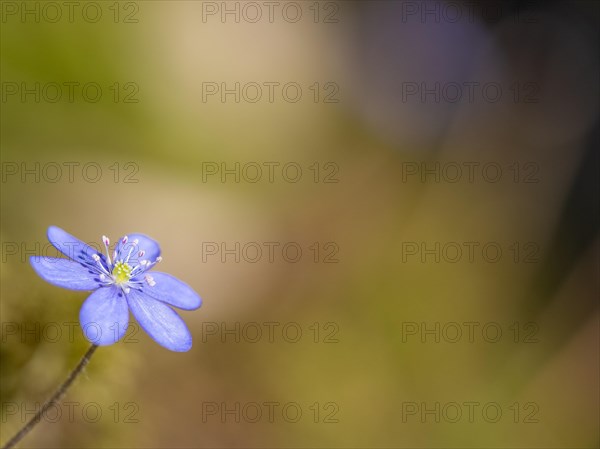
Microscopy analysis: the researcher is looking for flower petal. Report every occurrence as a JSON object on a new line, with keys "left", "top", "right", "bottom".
{"left": 138, "top": 272, "right": 202, "bottom": 310}
{"left": 30, "top": 256, "right": 103, "bottom": 291}
{"left": 126, "top": 289, "right": 192, "bottom": 352}
{"left": 116, "top": 233, "right": 161, "bottom": 265}
{"left": 47, "top": 226, "right": 102, "bottom": 264}
{"left": 79, "top": 287, "right": 129, "bottom": 345}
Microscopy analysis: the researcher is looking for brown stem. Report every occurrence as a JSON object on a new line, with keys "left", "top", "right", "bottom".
{"left": 2, "top": 344, "right": 99, "bottom": 449}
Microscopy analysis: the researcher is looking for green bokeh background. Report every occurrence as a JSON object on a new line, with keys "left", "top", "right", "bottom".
{"left": 1, "top": 1, "right": 598, "bottom": 448}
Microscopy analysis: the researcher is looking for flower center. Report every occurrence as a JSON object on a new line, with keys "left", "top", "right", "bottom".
{"left": 112, "top": 261, "right": 132, "bottom": 284}
{"left": 93, "top": 234, "right": 162, "bottom": 292}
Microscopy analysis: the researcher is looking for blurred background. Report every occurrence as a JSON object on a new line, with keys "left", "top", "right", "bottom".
{"left": 1, "top": 0, "right": 598, "bottom": 447}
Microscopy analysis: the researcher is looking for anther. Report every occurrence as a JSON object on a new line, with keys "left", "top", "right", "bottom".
{"left": 145, "top": 275, "right": 156, "bottom": 287}
{"left": 102, "top": 235, "right": 112, "bottom": 266}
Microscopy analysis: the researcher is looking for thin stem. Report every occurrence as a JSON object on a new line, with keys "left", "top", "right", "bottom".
{"left": 2, "top": 344, "right": 99, "bottom": 449}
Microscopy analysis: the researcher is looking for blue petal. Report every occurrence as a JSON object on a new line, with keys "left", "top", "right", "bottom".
{"left": 116, "top": 233, "right": 161, "bottom": 265}
{"left": 30, "top": 256, "right": 102, "bottom": 290}
{"left": 47, "top": 226, "right": 102, "bottom": 264}
{"left": 79, "top": 287, "right": 129, "bottom": 345}
{"left": 138, "top": 272, "right": 202, "bottom": 310}
{"left": 126, "top": 289, "right": 192, "bottom": 352}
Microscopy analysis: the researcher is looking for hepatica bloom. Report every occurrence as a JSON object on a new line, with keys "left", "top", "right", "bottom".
{"left": 30, "top": 226, "right": 201, "bottom": 351}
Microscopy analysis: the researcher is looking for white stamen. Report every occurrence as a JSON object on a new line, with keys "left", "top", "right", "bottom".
{"left": 129, "top": 253, "right": 165, "bottom": 279}
{"left": 145, "top": 275, "right": 156, "bottom": 287}
{"left": 138, "top": 250, "right": 145, "bottom": 257}
{"left": 122, "top": 236, "right": 128, "bottom": 244}
{"left": 101, "top": 235, "right": 112, "bottom": 266}
{"left": 156, "top": 256, "right": 162, "bottom": 263}
{"left": 91, "top": 253, "right": 111, "bottom": 277}
{"left": 123, "top": 239, "right": 140, "bottom": 264}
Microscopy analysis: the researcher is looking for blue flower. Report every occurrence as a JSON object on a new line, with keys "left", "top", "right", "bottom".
{"left": 30, "top": 226, "right": 202, "bottom": 352}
